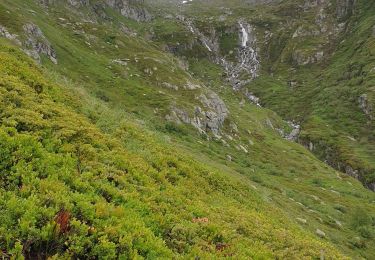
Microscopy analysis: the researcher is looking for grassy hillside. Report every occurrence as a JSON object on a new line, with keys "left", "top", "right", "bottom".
{"left": 0, "top": 42, "right": 350, "bottom": 259}
{"left": 0, "top": 0, "right": 375, "bottom": 259}
{"left": 146, "top": 0, "right": 375, "bottom": 190}
{"left": 248, "top": 0, "right": 375, "bottom": 189}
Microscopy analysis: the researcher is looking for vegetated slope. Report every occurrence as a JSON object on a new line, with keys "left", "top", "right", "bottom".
{"left": 149, "top": 0, "right": 375, "bottom": 190}
{"left": 249, "top": 0, "right": 375, "bottom": 191}
{"left": 0, "top": 0, "right": 375, "bottom": 259}
{"left": 0, "top": 42, "right": 347, "bottom": 259}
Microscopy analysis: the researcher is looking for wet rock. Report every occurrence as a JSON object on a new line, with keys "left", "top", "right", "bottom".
{"left": 183, "top": 18, "right": 219, "bottom": 53}
{"left": 179, "top": 17, "right": 260, "bottom": 90}
{"left": 222, "top": 21, "right": 260, "bottom": 89}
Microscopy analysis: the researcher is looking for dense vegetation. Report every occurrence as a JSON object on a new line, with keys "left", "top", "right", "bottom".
{"left": 0, "top": 0, "right": 375, "bottom": 258}
{"left": 0, "top": 44, "right": 348, "bottom": 259}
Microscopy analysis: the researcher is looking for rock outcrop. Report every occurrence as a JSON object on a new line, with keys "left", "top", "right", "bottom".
{"left": 0, "top": 25, "right": 21, "bottom": 46}
{"left": 197, "top": 93, "right": 229, "bottom": 135}
{"left": 67, "top": 0, "right": 89, "bottom": 7}
{"left": 336, "top": 0, "right": 355, "bottom": 20}
{"left": 184, "top": 19, "right": 219, "bottom": 53}
{"left": 23, "top": 23, "right": 57, "bottom": 64}
{"left": 285, "top": 122, "right": 301, "bottom": 141}
{"left": 105, "top": 0, "right": 151, "bottom": 22}
{"left": 292, "top": 50, "right": 324, "bottom": 66}
{"left": 38, "top": 0, "right": 151, "bottom": 22}
{"left": 38, "top": 0, "right": 88, "bottom": 6}
{"left": 166, "top": 92, "right": 229, "bottom": 136}
{"left": 358, "top": 94, "right": 373, "bottom": 120}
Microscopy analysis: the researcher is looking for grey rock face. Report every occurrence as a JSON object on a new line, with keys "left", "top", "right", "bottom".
{"left": 197, "top": 93, "right": 229, "bottom": 135}
{"left": 358, "top": 94, "right": 373, "bottom": 120}
{"left": 245, "top": 90, "right": 261, "bottom": 107}
{"left": 292, "top": 50, "right": 324, "bottom": 66}
{"left": 285, "top": 122, "right": 301, "bottom": 141}
{"left": 23, "top": 23, "right": 57, "bottom": 64}
{"left": 345, "top": 165, "right": 359, "bottom": 179}
{"left": 166, "top": 92, "right": 229, "bottom": 136}
{"left": 336, "top": 0, "right": 355, "bottom": 20}
{"left": 368, "top": 182, "right": 375, "bottom": 192}
{"left": 38, "top": 0, "right": 89, "bottom": 6}
{"left": 182, "top": 18, "right": 219, "bottom": 53}
{"left": 0, "top": 25, "right": 22, "bottom": 45}
{"left": 37, "top": 0, "right": 151, "bottom": 22}
{"left": 67, "top": 0, "right": 89, "bottom": 7}
{"left": 105, "top": 0, "right": 152, "bottom": 22}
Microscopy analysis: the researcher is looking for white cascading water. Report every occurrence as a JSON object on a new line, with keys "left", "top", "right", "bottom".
{"left": 221, "top": 21, "right": 260, "bottom": 90}
{"left": 186, "top": 20, "right": 213, "bottom": 52}
{"left": 181, "top": 18, "right": 259, "bottom": 89}
{"left": 239, "top": 22, "right": 248, "bottom": 47}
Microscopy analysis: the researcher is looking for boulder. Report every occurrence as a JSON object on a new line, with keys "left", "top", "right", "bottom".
{"left": 316, "top": 229, "right": 326, "bottom": 238}
{"left": 296, "top": 218, "right": 307, "bottom": 224}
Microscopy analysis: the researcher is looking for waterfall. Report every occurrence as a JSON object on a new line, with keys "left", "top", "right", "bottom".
{"left": 186, "top": 19, "right": 213, "bottom": 52}
{"left": 203, "top": 42, "right": 212, "bottom": 52}
{"left": 221, "top": 22, "right": 260, "bottom": 89}
{"left": 239, "top": 22, "right": 248, "bottom": 47}
{"left": 181, "top": 17, "right": 259, "bottom": 89}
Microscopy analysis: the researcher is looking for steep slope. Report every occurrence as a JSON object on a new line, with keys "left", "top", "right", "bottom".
{"left": 0, "top": 0, "right": 375, "bottom": 259}
{"left": 145, "top": 0, "right": 375, "bottom": 191}
{"left": 0, "top": 41, "right": 348, "bottom": 259}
